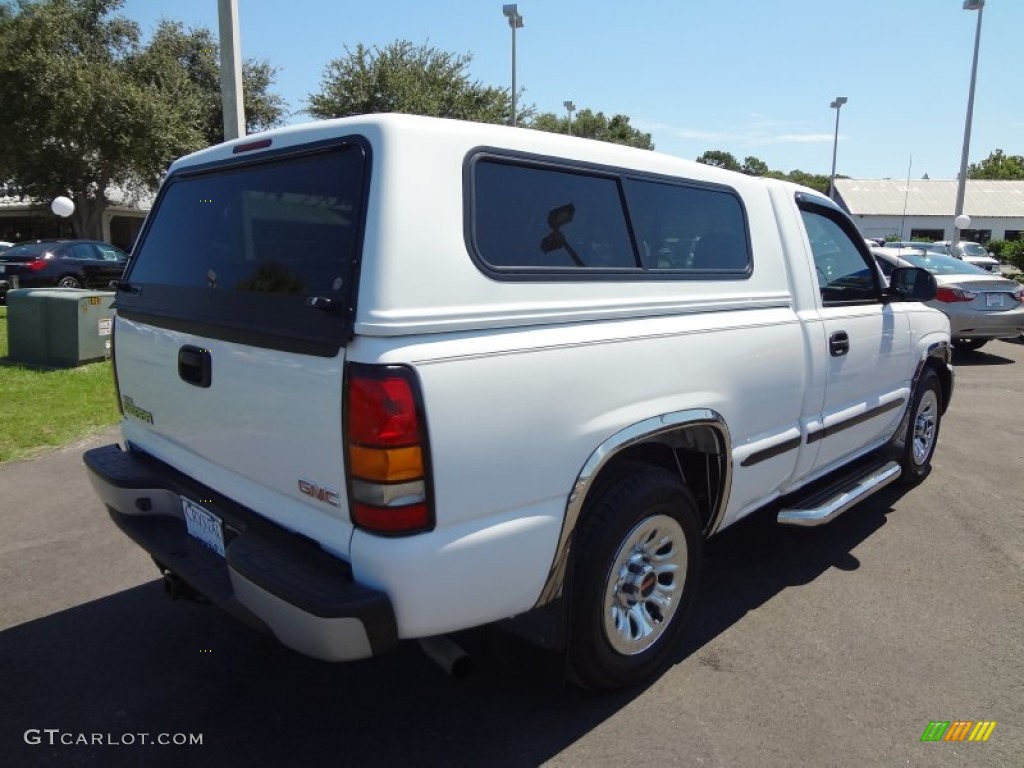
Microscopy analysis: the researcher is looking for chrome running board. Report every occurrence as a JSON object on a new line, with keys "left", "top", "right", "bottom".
{"left": 777, "top": 460, "right": 902, "bottom": 527}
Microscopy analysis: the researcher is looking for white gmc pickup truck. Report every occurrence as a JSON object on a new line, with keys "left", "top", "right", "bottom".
{"left": 85, "top": 114, "right": 953, "bottom": 690}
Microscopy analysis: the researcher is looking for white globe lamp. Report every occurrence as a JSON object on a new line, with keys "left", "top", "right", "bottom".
{"left": 954, "top": 214, "right": 971, "bottom": 230}
{"left": 51, "top": 196, "right": 75, "bottom": 218}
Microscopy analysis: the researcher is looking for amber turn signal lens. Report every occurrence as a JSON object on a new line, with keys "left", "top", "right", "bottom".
{"left": 348, "top": 445, "right": 424, "bottom": 483}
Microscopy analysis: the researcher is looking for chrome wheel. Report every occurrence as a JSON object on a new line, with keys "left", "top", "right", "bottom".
{"left": 569, "top": 462, "right": 702, "bottom": 690}
{"left": 602, "top": 514, "right": 687, "bottom": 656}
{"left": 58, "top": 276, "right": 82, "bottom": 288}
{"left": 912, "top": 389, "right": 939, "bottom": 466}
{"left": 899, "top": 369, "right": 942, "bottom": 485}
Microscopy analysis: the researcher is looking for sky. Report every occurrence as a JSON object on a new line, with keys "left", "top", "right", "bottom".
{"left": 118, "top": 0, "right": 1023, "bottom": 181}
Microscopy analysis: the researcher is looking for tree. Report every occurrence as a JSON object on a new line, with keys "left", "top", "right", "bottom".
{"left": 968, "top": 149, "right": 1024, "bottom": 180}
{"left": 308, "top": 40, "right": 654, "bottom": 151}
{"left": 307, "top": 40, "right": 514, "bottom": 124}
{"left": 129, "top": 21, "right": 284, "bottom": 149}
{"left": 530, "top": 109, "right": 653, "bottom": 150}
{"left": 696, "top": 150, "right": 741, "bottom": 171}
{"left": 0, "top": 0, "right": 149, "bottom": 238}
{"left": 0, "top": 0, "right": 285, "bottom": 239}
{"left": 696, "top": 149, "right": 831, "bottom": 194}
{"left": 785, "top": 170, "right": 830, "bottom": 195}
{"left": 741, "top": 156, "right": 769, "bottom": 176}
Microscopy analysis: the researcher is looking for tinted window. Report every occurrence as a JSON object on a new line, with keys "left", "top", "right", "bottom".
{"left": 901, "top": 253, "right": 990, "bottom": 275}
{"left": 118, "top": 142, "right": 367, "bottom": 357}
{"left": 624, "top": 178, "right": 749, "bottom": 272}
{"left": 470, "top": 157, "right": 751, "bottom": 278}
{"left": 472, "top": 160, "right": 637, "bottom": 271}
{"left": 67, "top": 243, "right": 96, "bottom": 260}
{"left": 130, "top": 145, "right": 365, "bottom": 297}
{"left": 873, "top": 254, "right": 896, "bottom": 277}
{"left": 800, "top": 208, "right": 880, "bottom": 305}
{"left": 1, "top": 244, "right": 49, "bottom": 260}
{"left": 96, "top": 244, "right": 128, "bottom": 262}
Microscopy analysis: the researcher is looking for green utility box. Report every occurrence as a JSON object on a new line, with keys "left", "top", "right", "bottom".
{"left": 6, "top": 288, "right": 116, "bottom": 367}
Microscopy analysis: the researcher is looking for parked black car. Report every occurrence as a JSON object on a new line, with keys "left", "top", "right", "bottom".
{"left": 0, "top": 240, "right": 129, "bottom": 303}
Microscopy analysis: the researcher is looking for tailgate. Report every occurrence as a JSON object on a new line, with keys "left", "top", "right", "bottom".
{"left": 115, "top": 319, "right": 351, "bottom": 554}
{"left": 111, "top": 138, "right": 371, "bottom": 557}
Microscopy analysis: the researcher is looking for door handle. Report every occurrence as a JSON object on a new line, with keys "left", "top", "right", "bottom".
{"left": 829, "top": 331, "right": 850, "bottom": 357}
{"left": 178, "top": 345, "right": 212, "bottom": 387}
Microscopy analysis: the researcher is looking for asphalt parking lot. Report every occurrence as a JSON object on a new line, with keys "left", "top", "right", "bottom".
{"left": 1, "top": 339, "right": 1022, "bottom": 768}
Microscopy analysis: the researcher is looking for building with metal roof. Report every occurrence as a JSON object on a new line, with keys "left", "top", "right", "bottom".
{"left": 834, "top": 178, "right": 1024, "bottom": 243}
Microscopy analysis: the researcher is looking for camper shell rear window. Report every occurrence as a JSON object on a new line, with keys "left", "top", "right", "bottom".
{"left": 118, "top": 138, "right": 370, "bottom": 357}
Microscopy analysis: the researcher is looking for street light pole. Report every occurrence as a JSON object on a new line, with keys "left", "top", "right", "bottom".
{"left": 217, "top": 0, "right": 245, "bottom": 141}
{"left": 954, "top": 0, "right": 985, "bottom": 245}
{"left": 502, "top": 5, "right": 524, "bottom": 127}
{"left": 563, "top": 100, "right": 576, "bottom": 136}
{"left": 828, "top": 96, "right": 848, "bottom": 201}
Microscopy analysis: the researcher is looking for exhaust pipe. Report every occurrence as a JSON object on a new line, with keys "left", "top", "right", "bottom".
{"left": 161, "top": 571, "right": 205, "bottom": 602}
{"left": 162, "top": 571, "right": 187, "bottom": 600}
{"left": 419, "top": 636, "right": 473, "bottom": 680}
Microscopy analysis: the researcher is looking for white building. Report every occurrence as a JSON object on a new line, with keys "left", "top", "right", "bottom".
{"left": 834, "top": 179, "right": 1024, "bottom": 243}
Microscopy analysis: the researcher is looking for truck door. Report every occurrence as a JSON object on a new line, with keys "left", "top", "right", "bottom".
{"left": 797, "top": 197, "right": 911, "bottom": 473}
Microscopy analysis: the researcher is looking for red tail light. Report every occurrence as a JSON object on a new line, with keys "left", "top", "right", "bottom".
{"left": 26, "top": 259, "right": 49, "bottom": 272}
{"left": 935, "top": 286, "right": 978, "bottom": 303}
{"left": 345, "top": 364, "right": 433, "bottom": 535}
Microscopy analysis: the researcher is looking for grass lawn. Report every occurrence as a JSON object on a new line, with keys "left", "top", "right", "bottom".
{"left": 0, "top": 305, "right": 120, "bottom": 463}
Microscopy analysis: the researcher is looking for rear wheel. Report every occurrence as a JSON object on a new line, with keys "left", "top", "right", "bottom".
{"left": 57, "top": 275, "right": 83, "bottom": 289}
{"left": 568, "top": 461, "right": 702, "bottom": 691}
{"left": 952, "top": 338, "right": 987, "bottom": 352}
{"left": 900, "top": 369, "right": 942, "bottom": 484}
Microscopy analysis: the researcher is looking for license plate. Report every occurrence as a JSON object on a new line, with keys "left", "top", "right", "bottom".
{"left": 182, "top": 497, "right": 225, "bottom": 557}
{"left": 985, "top": 293, "right": 1004, "bottom": 308}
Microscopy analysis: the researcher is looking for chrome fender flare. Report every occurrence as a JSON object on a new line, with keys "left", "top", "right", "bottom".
{"left": 534, "top": 408, "right": 732, "bottom": 607}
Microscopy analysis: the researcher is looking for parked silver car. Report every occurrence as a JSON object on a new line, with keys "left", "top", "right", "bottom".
{"left": 873, "top": 247, "right": 1024, "bottom": 351}
{"left": 931, "top": 240, "right": 1002, "bottom": 273}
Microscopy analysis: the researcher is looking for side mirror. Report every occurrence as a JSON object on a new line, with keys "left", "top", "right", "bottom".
{"left": 888, "top": 266, "right": 936, "bottom": 302}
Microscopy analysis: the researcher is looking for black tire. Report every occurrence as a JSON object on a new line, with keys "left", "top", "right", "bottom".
{"left": 57, "top": 275, "right": 83, "bottom": 289}
{"left": 952, "top": 338, "right": 987, "bottom": 352}
{"left": 900, "top": 369, "right": 942, "bottom": 485}
{"left": 568, "top": 461, "right": 702, "bottom": 691}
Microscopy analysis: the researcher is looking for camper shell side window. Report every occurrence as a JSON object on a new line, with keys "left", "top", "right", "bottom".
{"left": 466, "top": 150, "right": 752, "bottom": 280}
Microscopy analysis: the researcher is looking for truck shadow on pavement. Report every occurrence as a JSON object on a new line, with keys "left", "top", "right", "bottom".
{"left": 0, "top": 490, "right": 907, "bottom": 768}
{"left": 951, "top": 342, "right": 1019, "bottom": 366}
